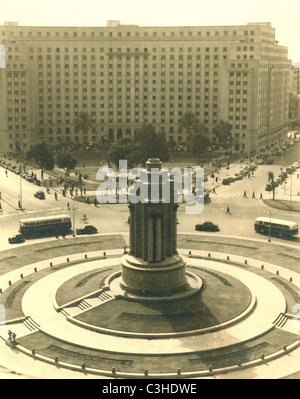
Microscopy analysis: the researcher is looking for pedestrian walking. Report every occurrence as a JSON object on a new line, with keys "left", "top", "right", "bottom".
{"left": 243, "top": 190, "right": 247, "bottom": 198}
{"left": 226, "top": 206, "right": 231, "bottom": 215}
{"left": 67, "top": 202, "right": 70, "bottom": 210}
{"left": 252, "top": 191, "right": 255, "bottom": 199}
{"left": 259, "top": 193, "right": 263, "bottom": 200}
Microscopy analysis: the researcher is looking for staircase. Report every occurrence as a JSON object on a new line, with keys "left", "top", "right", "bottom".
{"left": 77, "top": 299, "right": 92, "bottom": 311}
{"left": 273, "top": 313, "right": 289, "bottom": 328}
{"left": 98, "top": 291, "right": 113, "bottom": 302}
{"left": 23, "top": 317, "right": 40, "bottom": 332}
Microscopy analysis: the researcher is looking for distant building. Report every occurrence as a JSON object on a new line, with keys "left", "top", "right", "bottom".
{"left": 289, "top": 63, "right": 300, "bottom": 131}
{"left": 0, "top": 45, "right": 5, "bottom": 68}
{"left": 0, "top": 21, "right": 290, "bottom": 154}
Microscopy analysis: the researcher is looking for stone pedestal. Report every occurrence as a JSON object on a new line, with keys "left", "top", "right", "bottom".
{"left": 120, "top": 254, "right": 189, "bottom": 297}
{"left": 119, "top": 158, "right": 202, "bottom": 299}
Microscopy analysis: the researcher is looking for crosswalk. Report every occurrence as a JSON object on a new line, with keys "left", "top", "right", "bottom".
{"left": 208, "top": 190, "right": 264, "bottom": 199}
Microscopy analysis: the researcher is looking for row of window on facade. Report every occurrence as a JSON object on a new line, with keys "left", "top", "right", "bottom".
{"left": 4, "top": 60, "right": 251, "bottom": 71}
{"left": 1, "top": 29, "right": 257, "bottom": 39}
{"left": 30, "top": 47, "right": 230, "bottom": 54}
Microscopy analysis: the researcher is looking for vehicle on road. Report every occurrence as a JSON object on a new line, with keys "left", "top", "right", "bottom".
{"left": 265, "top": 158, "right": 274, "bottom": 165}
{"left": 19, "top": 214, "right": 72, "bottom": 237}
{"left": 76, "top": 225, "right": 98, "bottom": 235}
{"left": 8, "top": 234, "right": 25, "bottom": 244}
{"left": 34, "top": 191, "right": 45, "bottom": 200}
{"left": 222, "top": 178, "right": 230, "bottom": 185}
{"left": 195, "top": 221, "right": 220, "bottom": 232}
{"left": 254, "top": 217, "right": 298, "bottom": 238}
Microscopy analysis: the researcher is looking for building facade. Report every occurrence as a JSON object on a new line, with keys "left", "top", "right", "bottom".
{"left": 0, "top": 21, "right": 290, "bottom": 154}
{"left": 289, "top": 63, "right": 300, "bottom": 130}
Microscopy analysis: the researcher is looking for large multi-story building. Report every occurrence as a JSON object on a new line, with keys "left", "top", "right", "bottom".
{"left": 0, "top": 20, "right": 290, "bottom": 154}
{"left": 289, "top": 62, "right": 300, "bottom": 130}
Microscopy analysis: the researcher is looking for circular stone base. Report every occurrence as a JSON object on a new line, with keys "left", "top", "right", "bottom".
{"left": 67, "top": 265, "right": 254, "bottom": 338}
{"left": 108, "top": 270, "right": 203, "bottom": 302}
{"left": 119, "top": 254, "right": 201, "bottom": 298}
{"left": 3, "top": 240, "right": 298, "bottom": 379}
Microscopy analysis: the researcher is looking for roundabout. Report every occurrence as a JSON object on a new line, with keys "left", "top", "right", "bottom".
{"left": 0, "top": 158, "right": 300, "bottom": 379}
{"left": 0, "top": 239, "right": 300, "bottom": 379}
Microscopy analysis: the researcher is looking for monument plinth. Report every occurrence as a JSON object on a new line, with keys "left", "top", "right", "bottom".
{"left": 119, "top": 158, "right": 202, "bottom": 299}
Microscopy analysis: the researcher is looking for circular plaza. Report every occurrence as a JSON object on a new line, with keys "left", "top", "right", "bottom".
{"left": 0, "top": 232, "right": 300, "bottom": 379}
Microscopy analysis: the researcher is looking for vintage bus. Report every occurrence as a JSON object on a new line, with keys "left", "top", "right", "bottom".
{"left": 19, "top": 214, "right": 72, "bottom": 237}
{"left": 254, "top": 217, "right": 298, "bottom": 238}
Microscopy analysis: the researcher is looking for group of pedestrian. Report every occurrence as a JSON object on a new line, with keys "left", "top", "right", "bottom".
{"left": 243, "top": 190, "right": 263, "bottom": 200}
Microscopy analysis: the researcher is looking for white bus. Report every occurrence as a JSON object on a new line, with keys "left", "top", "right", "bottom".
{"left": 19, "top": 214, "right": 72, "bottom": 237}
{"left": 254, "top": 217, "right": 298, "bottom": 238}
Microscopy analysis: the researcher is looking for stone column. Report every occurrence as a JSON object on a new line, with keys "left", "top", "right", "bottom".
{"left": 147, "top": 217, "right": 154, "bottom": 262}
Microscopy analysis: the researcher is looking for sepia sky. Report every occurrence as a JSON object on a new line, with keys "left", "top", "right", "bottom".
{"left": 0, "top": 0, "right": 299, "bottom": 61}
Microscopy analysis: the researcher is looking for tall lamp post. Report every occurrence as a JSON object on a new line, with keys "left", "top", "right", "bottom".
{"left": 71, "top": 204, "right": 78, "bottom": 237}
{"left": 289, "top": 172, "right": 293, "bottom": 210}
{"left": 267, "top": 208, "right": 273, "bottom": 242}
{"left": 287, "top": 159, "right": 294, "bottom": 211}
{"left": 19, "top": 170, "right": 23, "bottom": 210}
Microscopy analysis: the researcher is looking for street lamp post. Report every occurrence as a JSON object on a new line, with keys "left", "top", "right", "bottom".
{"left": 71, "top": 204, "right": 78, "bottom": 237}
{"left": 287, "top": 158, "right": 294, "bottom": 211}
{"left": 290, "top": 172, "right": 293, "bottom": 210}
{"left": 19, "top": 171, "right": 22, "bottom": 210}
{"left": 267, "top": 209, "right": 273, "bottom": 242}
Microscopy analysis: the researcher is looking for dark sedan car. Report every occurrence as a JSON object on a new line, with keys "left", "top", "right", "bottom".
{"left": 76, "top": 225, "right": 98, "bottom": 235}
{"left": 34, "top": 191, "right": 45, "bottom": 199}
{"left": 8, "top": 234, "right": 25, "bottom": 244}
{"left": 195, "top": 222, "right": 220, "bottom": 232}
{"left": 222, "top": 178, "right": 231, "bottom": 185}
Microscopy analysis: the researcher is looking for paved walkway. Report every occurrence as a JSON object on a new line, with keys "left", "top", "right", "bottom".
{"left": 17, "top": 256, "right": 284, "bottom": 353}
{"left": 0, "top": 234, "right": 300, "bottom": 379}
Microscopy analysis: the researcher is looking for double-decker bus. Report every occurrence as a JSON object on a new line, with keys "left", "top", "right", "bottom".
{"left": 254, "top": 217, "right": 298, "bottom": 238}
{"left": 19, "top": 214, "right": 72, "bottom": 237}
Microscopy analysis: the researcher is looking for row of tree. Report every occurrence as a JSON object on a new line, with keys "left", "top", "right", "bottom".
{"left": 71, "top": 111, "right": 233, "bottom": 154}
{"left": 26, "top": 142, "right": 77, "bottom": 171}
{"left": 178, "top": 112, "right": 233, "bottom": 152}
{"left": 26, "top": 112, "right": 234, "bottom": 171}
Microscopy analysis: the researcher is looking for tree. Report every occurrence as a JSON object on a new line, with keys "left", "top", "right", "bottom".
{"left": 179, "top": 112, "right": 199, "bottom": 142}
{"left": 108, "top": 137, "right": 137, "bottom": 169}
{"left": 267, "top": 171, "right": 277, "bottom": 200}
{"left": 214, "top": 120, "right": 233, "bottom": 150}
{"left": 189, "top": 123, "right": 211, "bottom": 155}
{"left": 132, "top": 123, "right": 170, "bottom": 166}
{"left": 108, "top": 123, "right": 170, "bottom": 168}
{"left": 56, "top": 152, "right": 77, "bottom": 170}
{"left": 26, "top": 142, "right": 54, "bottom": 170}
{"left": 74, "top": 112, "right": 93, "bottom": 144}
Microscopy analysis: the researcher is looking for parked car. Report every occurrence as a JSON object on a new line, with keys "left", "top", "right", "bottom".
{"left": 76, "top": 225, "right": 98, "bottom": 235}
{"left": 8, "top": 234, "right": 25, "bottom": 244}
{"left": 222, "top": 178, "right": 230, "bottom": 185}
{"left": 233, "top": 173, "right": 243, "bottom": 180}
{"left": 265, "top": 158, "right": 274, "bottom": 165}
{"left": 34, "top": 191, "right": 45, "bottom": 199}
{"left": 195, "top": 222, "right": 220, "bottom": 232}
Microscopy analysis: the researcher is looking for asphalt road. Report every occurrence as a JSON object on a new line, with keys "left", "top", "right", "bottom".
{"left": 0, "top": 142, "right": 300, "bottom": 250}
